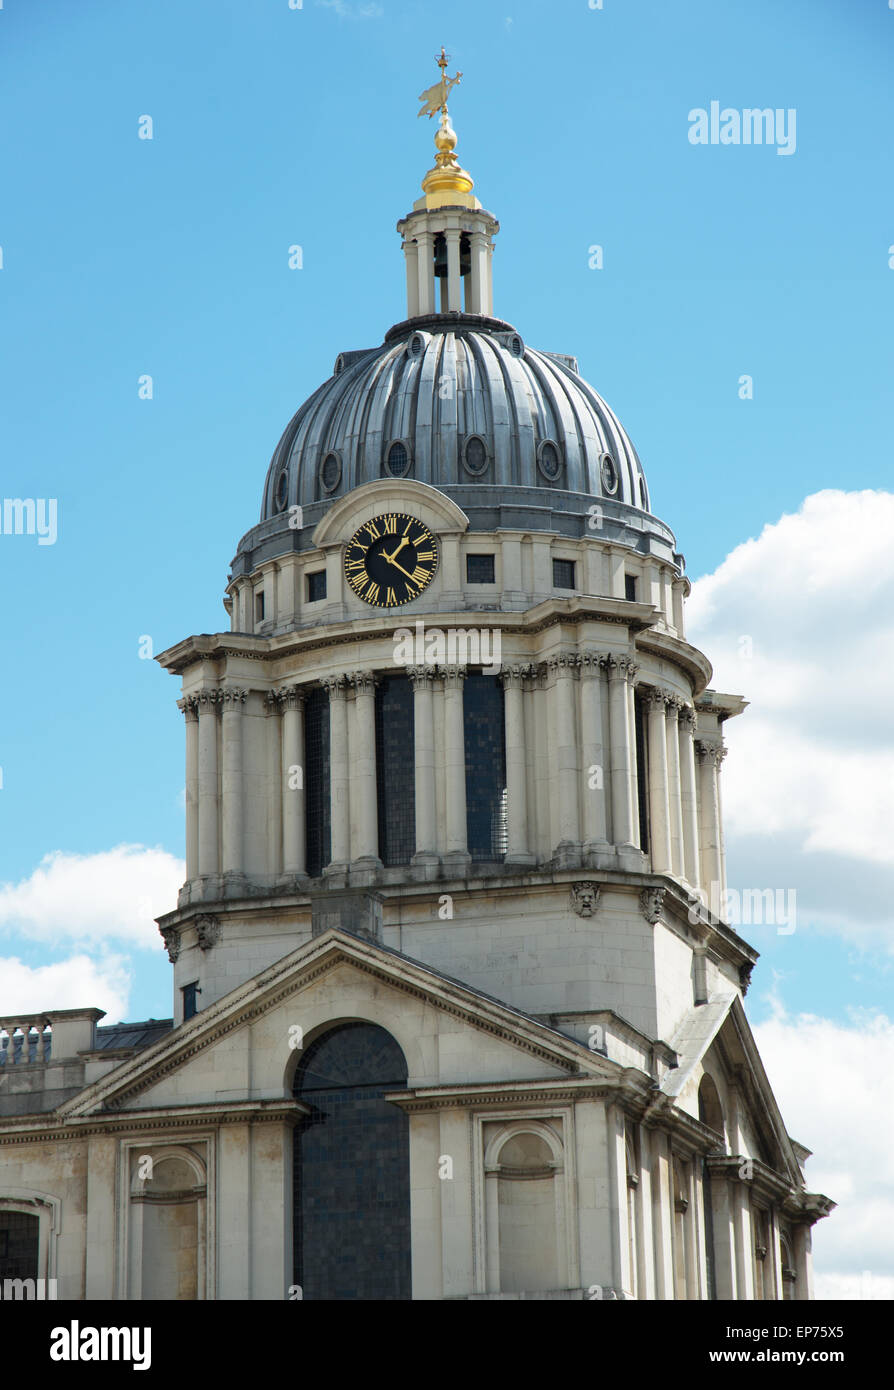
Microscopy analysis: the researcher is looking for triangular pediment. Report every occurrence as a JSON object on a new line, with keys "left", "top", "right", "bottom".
{"left": 55, "top": 930, "right": 619, "bottom": 1120}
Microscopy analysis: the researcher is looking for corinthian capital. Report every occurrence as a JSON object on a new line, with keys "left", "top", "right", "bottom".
{"left": 500, "top": 663, "right": 534, "bottom": 689}
{"left": 275, "top": 684, "right": 305, "bottom": 714}
{"left": 695, "top": 739, "right": 726, "bottom": 767}
{"left": 439, "top": 665, "right": 466, "bottom": 689}
{"left": 407, "top": 664, "right": 437, "bottom": 690}
{"left": 177, "top": 697, "right": 199, "bottom": 722}
{"left": 349, "top": 671, "right": 379, "bottom": 696}
{"left": 679, "top": 704, "right": 697, "bottom": 732}
{"left": 320, "top": 674, "right": 347, "bottom": 699}
{"left": 195, "top": 689, "right": 221, "bottom": 713}
{"left": 605, "top": 654, "right": 637, "bottom": 682}
{"left": 578, "top": 651, "right": 607, "bottom": 679}
{"left": 220, "top": 687, "right": 247, "bottom": 709}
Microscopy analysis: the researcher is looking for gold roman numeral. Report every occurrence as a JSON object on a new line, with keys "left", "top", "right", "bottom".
{"left": 364, "top": 581, "right": 381, "bottom": 603}
{"left": 364, "top": 520, "right": 381, "bottom": 540}
{"left": 384, "top": 515, "right": 397, "bottom": 534}
{"left": 385, "top": 587, "right": 397, "bottom": 606}
{"left": 416, "top": 550, "right": 434, "bottom": 561}
{"left": 411, "top": 565, "right": 429, "bottom": 586}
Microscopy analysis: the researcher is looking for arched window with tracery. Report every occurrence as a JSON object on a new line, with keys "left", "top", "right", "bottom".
{"left": 293, "top": 1022, "right": 410, "bottom": 1300}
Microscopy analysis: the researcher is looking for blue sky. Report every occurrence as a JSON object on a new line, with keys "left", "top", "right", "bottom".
{"left": 0, "top": 0, "right": 891, "bottom": 1040}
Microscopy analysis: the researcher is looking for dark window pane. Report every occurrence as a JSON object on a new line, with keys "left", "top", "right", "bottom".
{"left": 307, "top": 570, "right": 327, "bottom": 603}
{"left": 464, "top": 673, "right": 507, "bottom": 860}
{"left": 0, "top": 1212, "right": 39, "bottom": 1281}
{"left": 182, "top": 982, "right": 199, "bottom": 1021}
{"left": 553, "top": 558, "right": 576, "bottom": 590}
{"left": 305, "top": 687, "right": 331, "bottom": 877}
{"left": 634, "top": 692, "right": 649, "bottom": 852}
{"left": 375, "top": 675, "right": 415, "bottom": 866}
{"left": 293, "top": 1023, "right": 410, "bottom": 1300}
{"left": 466, "top": 553, "right": 495, "bottom": 584}
{"left": 386, "top": 441, "right": 408, "bottom": 476}
{"left": 625, "top": 573, "right": 638, "bottom": 602}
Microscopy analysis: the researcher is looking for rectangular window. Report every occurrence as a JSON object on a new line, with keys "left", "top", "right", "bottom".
{"left": 466, "top": 553, "right": 495, "bottom": 584}
{"left": 634, "top": 691, "right": 649, "bottom": 852}
{"left": 307, "top": 570, "right": 327, "bottom": 603}
{"left": 304, "top": 686, "right": 331, "bottom": 877}
{"left": 553, "top": 558, "right": 576, "bottom": 590}
{"left": 464, "top": 673, "right": 507, "bottom": 860}
{"left": 255, "top": 591, "right": 266, "bottom": 622}
{"left": 375, "top": 674, "right": 415, "bottom": 866}
{"left": 182, "top": 982, "right": 200, "bottom": 1021}
{"left": 625, "top": 573, "right": 638, "bottom": 602}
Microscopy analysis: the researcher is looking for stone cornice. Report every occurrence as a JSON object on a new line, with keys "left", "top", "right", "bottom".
{"left": 0, "top": 1099, "right": 306, "bottom": 1146}
{"left": 385, "top": 1077, "right": 620, "bottom": 1114}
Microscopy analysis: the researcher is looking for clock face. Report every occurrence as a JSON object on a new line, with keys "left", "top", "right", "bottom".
{"left": 344, "top": 512, "right": 439, "bottom": 607}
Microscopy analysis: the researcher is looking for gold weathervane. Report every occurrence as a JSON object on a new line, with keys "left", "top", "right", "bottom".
{"left": 417, "top": 47, "right": 462, "bottom": 119}
{"left": 416, "top": 47, "right": 476, "bottom": 205}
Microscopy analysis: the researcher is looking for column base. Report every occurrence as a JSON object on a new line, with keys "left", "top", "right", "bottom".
{"left": 220, "top": 871, "right": 251, "bottom": 900}
{"left": 551, "top": 841, "right": 584, "bottom": 870}
{"left": 410, "top": 851, "right": 441, "bottom": 882}
{"left": 322, "top": 861, "right": 349, "bottom": 888}
{"left": 276, "top": 871, "right": 310, "bottom": 894}
{"left": 349, "top": 856, "right": 383, "bottom": 887}
{"left": 616, "top": 844, "right": 648, "bottom": 872}
{"left": 441, "top": 849, "right": 472, "bottom": 876}
{"left": 505, "top": 851, "right": 537, "bottom": 869}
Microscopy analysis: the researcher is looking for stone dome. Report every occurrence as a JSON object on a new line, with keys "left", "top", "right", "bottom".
{"left": 260, "top": 313, "right": 652, "bottom": 521}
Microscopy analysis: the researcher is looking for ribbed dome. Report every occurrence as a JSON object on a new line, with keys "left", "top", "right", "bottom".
{"left": 260, "top": 314, "right": 651, "bottom": 520}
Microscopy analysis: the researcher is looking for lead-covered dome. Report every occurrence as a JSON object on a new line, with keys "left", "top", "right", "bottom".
{"left": 261, "top": 313, "right": 652, "bottom": 521}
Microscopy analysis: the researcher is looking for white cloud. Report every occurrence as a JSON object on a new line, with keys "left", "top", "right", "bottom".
{"left": 687, "top": 490, "right": 894, "bottom": 947}
{"left": 753, "top": 1000, "right": 894, "bottom": 1293}
{"left": 0, "top": 954, "right": 131, "bottom": 1020}
{"left": 316, "top": 0, "right": 384, "bottom": 18}
{"left": 0, "top": 844, "right": 183, "bottom": 947}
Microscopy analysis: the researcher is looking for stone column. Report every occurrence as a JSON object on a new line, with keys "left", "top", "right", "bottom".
{"left": 196, "top": 690, "right": 220, "bottom": 878}
{"left": 349, "top": 672, "right": 380, "bottom": 874}
{"left": 646, "top": 688, "right": 672, "bottom": 874}
{"left": 403, "top": 237, "right": 420, "bottom": 317}
{"left": 323, "top": 676, "right": 350, "bottom": 878}
{"left": 501, "top": 664, "right": 534, "bottom": 866}
{"left": 679, "top": 706, "right": 700, "bottom": 888}
{"left": 485, "top": 243, "right": 494, "bottom": 314}
{"left": 179, "top": 698, "right": 199, "bottom": 881}
{"left": 221, "top": 689, "right": 247, "bottom": 884}
{"left": 665, "top": 698, "right": 685, "bottom": 878}
{"left": 696, "top": 740, "right": 725, "bottom": 911}
{"left": 547, "top": 655, "right": 581, "bottom": 865}
{"left": 279, "top": 686, "right": 306, "bottom": 877}
{"left": 627, "top": 677, "right": 640, "bottom": 850}
{"left": 469, "top": 230, "right": 488, "bottom": 315}
{"left": 441, "top": 666, "right": 470, "bottom": 872}
{"left": 445, "top": 228, "right": 462, "bottom": 312}
{"left": 408, "top": 666, "right": 438, "bottom": 874}
{"left": 606, "top": 657, "right": 637, "bottom": 849}
{"left": 579, "top": 653, "right": 609, "bottom": 854}
{"left": 416, "top": 229, "right": 434, "bottom": 315}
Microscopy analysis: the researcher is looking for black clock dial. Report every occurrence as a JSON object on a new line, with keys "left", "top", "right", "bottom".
{"left": 344, "top": 512, "right": 439, "bottom": 607}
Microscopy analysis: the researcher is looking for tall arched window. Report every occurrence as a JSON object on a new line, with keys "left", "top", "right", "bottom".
{"left": 0, "top": 1209, "right": 38, "bottom": 1281}
{"left": 293, "top": 1023, "right": 410, "bottom": 1300}
{"left": 304, "top": 686, "right": 331, "bottom": 876}
{"left": 375, "top": 674, "right": 415, "bottom": 865}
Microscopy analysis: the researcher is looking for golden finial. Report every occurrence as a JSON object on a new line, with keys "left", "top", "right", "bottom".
{"left": 416, "top": 47, "right": 477, "bottom": 207}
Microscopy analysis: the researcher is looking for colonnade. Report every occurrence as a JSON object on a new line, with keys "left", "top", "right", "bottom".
{"left": 178, "top": 654, "right": 726, "bottom": 891}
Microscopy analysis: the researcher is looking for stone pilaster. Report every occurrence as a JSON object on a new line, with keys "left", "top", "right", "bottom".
{"left": 546, "top": 654, "right": 581, "bottom": 867}
{"left": 579, "top": 653, "right": 609, "bottom": 856}
{"left": 645, "top": 688, "right": 672, "bottom": 874}
{"left": 322, "top": 675, "right": 350, "bottom": 880}
{"left": 178, "top": 697, "right": 199, "bottom": 881}
{"left": 606, "top": 656, "right": 637, "bottom": 851}
{"left": 196, "top": 689, "right": 221, "bottom": 878}
{"left": 665, "top": 696, "right": 685, "bottom": 878}
{"left": 348, "top": 672, "right": 381, "bottom": 880}
{"left": 440, "top": 665, "right": 470, "bottom": 873}
{"left": 409, "top": 666, "right": 439, "bottom": 877}
{"left": 696, "top": 739, "right": 725, "bottom": 906}
{"left": 220, "top": 688, "right": 247, "bottom": 887}
{"left": 277, "top": 686, "right": 306, "bottom": 878}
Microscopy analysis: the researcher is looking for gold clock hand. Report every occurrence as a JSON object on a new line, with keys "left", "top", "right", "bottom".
{"left": 382, "top": 552, "right": 417, "bottom": 583}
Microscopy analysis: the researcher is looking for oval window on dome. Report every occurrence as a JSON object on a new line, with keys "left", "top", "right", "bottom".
{"left": 463, "top": 434, "right": 488, "bottom": 476}
{"left": 407, "top": 332, "right": 427, "bottom": 359}
{"left": 600, "top": 452, "right": 619, "bottom": 495}
{"left": 274, "top": 469, "right": 289, "bottom": 512}
{"left": 537, "top": 439, "right": 563, "bottom": 481}
{"left": 320, "top": 451, "right": 342, "bottom": 493}
{"left": 510, "top": 334, "right": 525, "bottom": 357}
{"left": 385, "top": 440, "right": 411, "bottom": 477}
